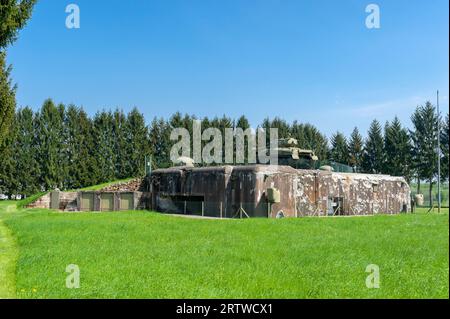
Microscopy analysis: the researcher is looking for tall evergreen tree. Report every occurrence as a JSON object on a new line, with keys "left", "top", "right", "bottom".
{"left": 112, "top": 109, "right": 128, "bottom": 179}
{"left": 235, "top": 115, "right": 250, "bottom": 130}
{"left": 235, "top": 115, "right": 251, "bottom": 164}
{"left": 269, "top": 117, "right": 290, "bottom": 139}
{"left": 348, "top": 127, "right": 364, "bottom": 172}
{"left": 410, "top": 102, "right": 439, "bottom": 204}
{"left": 0, "top": 117, "right": 17, "bottom": 196}
{"left": 63, "top": 105, "right": 96, "bottom": 189}
{"left": 56, "top": 103, "right": 69, "bottom": 189}
{"left": 13, "top": 107, "right": 39, "bottom": 195}
{"left": 77, "top": 108, "right": 97, "bottom": 187}
{"left": 216, "top": 115, "right": 233, "bottom": 164}
{"left": 169, "top": 112, "right": 191, "bottom": 163}
{"left": 411, "top": 108, "right": 423, "bottom": 193}
{"left": 441, "top": 113, "right": 449, "bottom": 182}
{"left": 329, "top": 132, "right": 349, "bottom": 165}
{"left": 0, "top": 52, "right": 16, "bottom": 146}
{"left": 92, "top": 111, "right": 116, "bottom": 183}
{"left": 35, "top": 99, "right": 65, "bottom": 190}
{"left": 201, "top": 116, "right": 222, "bottom": 166}
{"left": 0, "top": 0, "right": 37, "bottom": 48}
{"left": 302, "top": 124, "right": 329, "bottom": 161}
{"left": 0, "top": 0, "right": 37, "bottom": 145}
{"left": 290, "top": 121, "right": 306, "bottom": 147}
{"left": 125, "top": 107, "right": 149, "bottom": 176}
{"left": 362, "top": 120, "right": 384, "bottom": 174}
{"left": 384, "top": 117, "right": 412, "bottom": 181}
{"left": 169, "top": 111, "right": 183, "bottom": 129}
{"left": 182, "top": 114, "right": 195, "bottom": 154}
{"left": 182, "top": 114, "right": 194, "bottom": 137}
{"left": 149, "top": 117, "right": 171, "bottom": 169}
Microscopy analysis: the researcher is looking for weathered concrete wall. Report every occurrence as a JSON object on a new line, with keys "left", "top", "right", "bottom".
{"left": 151, "top": 165, "right": 411, "bottom": 218}
{"left": 229, "top": 165, "right": 299, "bottom": 218}
{"left": 27, "top": 192, "right": 78, "bottom": 211}
{"left": 27, "top": 191, "right": 149, "bottom": 212}
{"left": 151, "top": 166, "right": 232, "bottom": 217}
{"left": 292, "top": 171, "right": 410, "bottom": 216}
{"left": 60, "top": 192, "right": 79, "bottom": 211}
{"left": 27, "top": 166, "right": 411, "bottom": 217}
{"left": 27, "top": 193, "right": 51, "bottom": 209}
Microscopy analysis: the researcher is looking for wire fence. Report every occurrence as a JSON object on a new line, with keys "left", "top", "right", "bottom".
{"left": 410, "top": 184, "right": 449, "bottom": 208}
{"left": 153, "top": 199, "right": 271, "bottom": 218}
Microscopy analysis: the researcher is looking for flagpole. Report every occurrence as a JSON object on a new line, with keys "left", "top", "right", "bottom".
{"left": 437, "top": 90, "right": 441, "bottom": 213}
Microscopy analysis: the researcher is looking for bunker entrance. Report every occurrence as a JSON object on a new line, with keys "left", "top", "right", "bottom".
{"left": 167, "top": 195, "right": 205, "bottom": 215}
{"left": 100, "top": 193, "right": 114, "bottom": 211}
{"left": 120, "top": 193, "right": 134, "bottom": 210}
{"left": 176, "top": 195, "right": 204, "bottom": 215}
{"left": 328, "top": 197, "right": 344, "bottom": 216}
{"left": 80, "top": 193, "right": 94, "bottom": 211}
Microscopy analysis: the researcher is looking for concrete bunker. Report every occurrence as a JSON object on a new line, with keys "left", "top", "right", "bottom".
{"left": 150, "top": 165, "right": 411, "bottom": 217}
{"left": 26, "top": 139, "right": 411, "bottom": 217}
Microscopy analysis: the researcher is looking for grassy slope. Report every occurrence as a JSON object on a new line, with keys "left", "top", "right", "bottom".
{"left": 69, "top": 178, "right": 136, "bottom": 192}
{"left": 16, "top": 192, "right": 48, "bottom": 209}
{"left": 0, "top": 205, "right": 448, "bottom": 299}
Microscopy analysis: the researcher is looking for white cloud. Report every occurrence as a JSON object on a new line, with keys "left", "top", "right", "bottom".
{"left": 348, "top": 96, "right": 426, "bottom": 118}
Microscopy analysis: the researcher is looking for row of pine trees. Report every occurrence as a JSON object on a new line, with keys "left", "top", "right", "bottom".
{"left": 328, "top": 102, "right": 449, "bottom": 194}
{"left": 0, "top": 99, "right": 149, "bottom": 196}
{"left": 0, "top": 98, "right": 448, "bottom": 199}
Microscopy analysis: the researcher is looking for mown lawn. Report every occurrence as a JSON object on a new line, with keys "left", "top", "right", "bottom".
{"left": 0, "top": 202, "right": 448, "bottom": 299}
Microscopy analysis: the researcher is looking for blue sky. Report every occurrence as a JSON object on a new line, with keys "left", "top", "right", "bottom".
{"left": 7, "top": 0, "right": 449, "bottom": 137}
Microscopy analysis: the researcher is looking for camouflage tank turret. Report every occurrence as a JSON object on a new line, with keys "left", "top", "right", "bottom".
{"left": 275, "top": 138, "right": 318, "bottom": 169}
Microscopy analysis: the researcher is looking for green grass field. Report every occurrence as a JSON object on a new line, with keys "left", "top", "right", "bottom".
{"left": 0, "top": 201, "right": 448, "bottom": 299}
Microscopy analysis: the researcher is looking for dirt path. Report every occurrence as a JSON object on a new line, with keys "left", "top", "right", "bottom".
{"left": 0, "top": 202, "right": 18, "bottom": 299}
